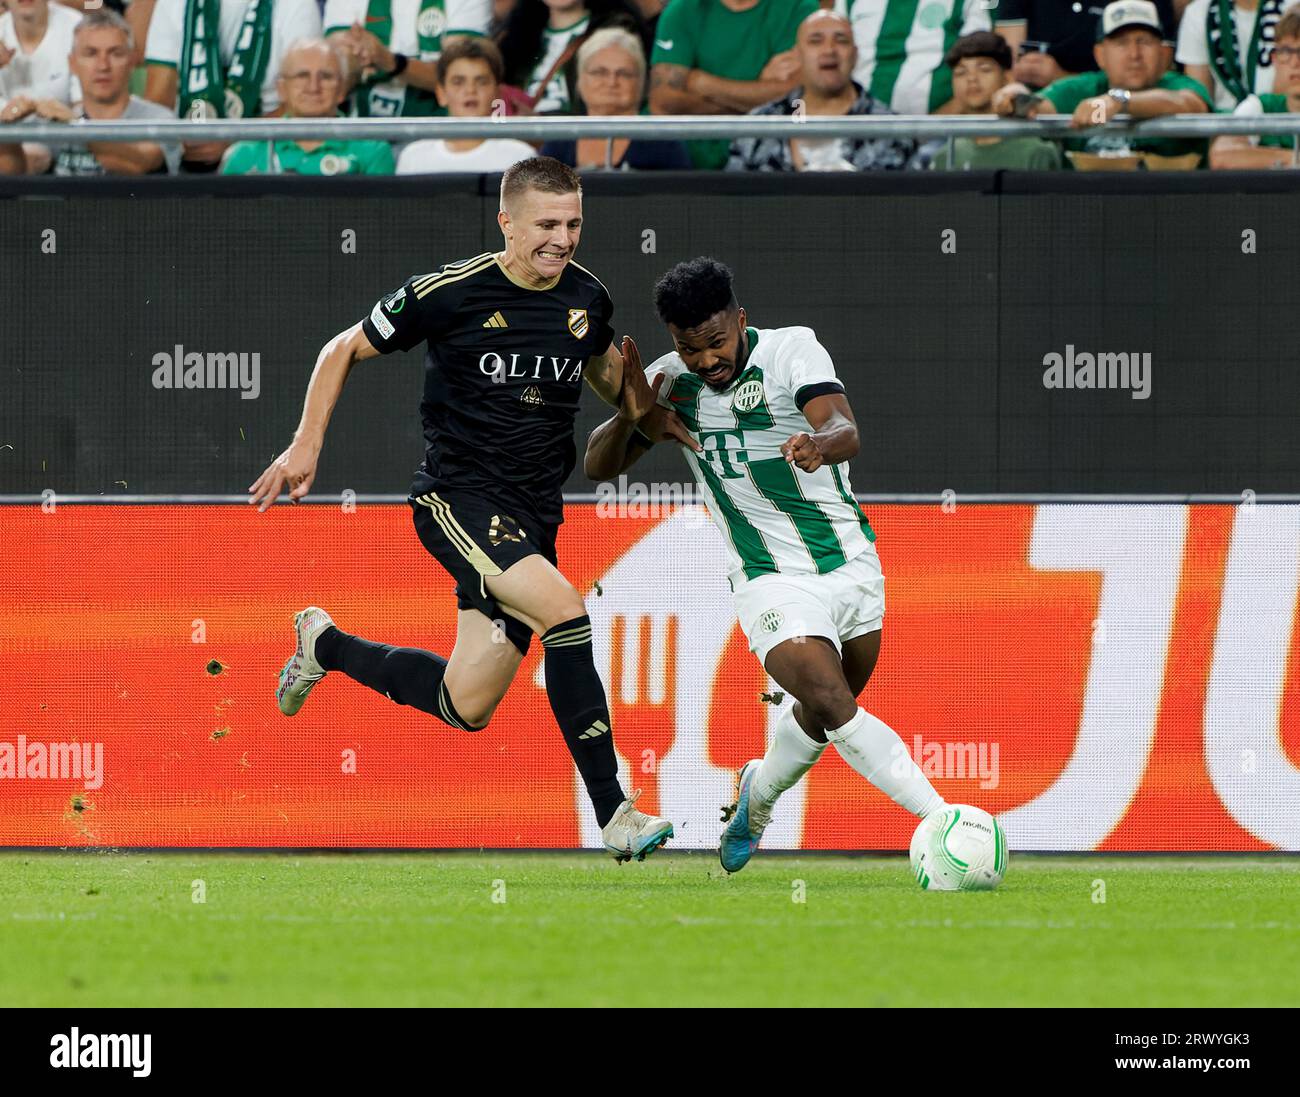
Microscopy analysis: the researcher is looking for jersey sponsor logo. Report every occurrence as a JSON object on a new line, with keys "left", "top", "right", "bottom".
{"left": 488, "top": 514, "right": 526, "bottom": 546}
{"left": 369, "top": 301, "right": 395, "bottom": 340}
{"left": 520, "top": 384, "right": 545, "bottom": 408}
{"left": 567, "top": 308, "right": 589, "bottom": 339}
{"left": 698, "top": 428, "right": 750, "bottom": 478}
{"left": 759, "top": 609, "right": 785, "bottom": 634}
{"left": 478, "top": 353, "right": 583, "bottom": 382}
{"left": 482, "top": 310, "right": 508, "bottom": 329}
{"left": 732, "top": 378, "right": 765, "bottom": 413}
{"left": 385, "top": 287, "right": 406, "bottom": 314}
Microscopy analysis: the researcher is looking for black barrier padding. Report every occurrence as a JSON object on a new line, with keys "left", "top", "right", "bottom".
{"left": 0, "top": 169, "right": 1001, "bottom": 199}
{"left": 1, "top": 172, "right": 1297, "bottom": 495}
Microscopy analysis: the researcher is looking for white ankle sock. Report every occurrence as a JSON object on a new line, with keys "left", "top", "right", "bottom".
{"left": 753, "top": 705, "right": 827, "bottom": 808}
{"left": 825, "top": 707, "right": 945, "bottom": 818}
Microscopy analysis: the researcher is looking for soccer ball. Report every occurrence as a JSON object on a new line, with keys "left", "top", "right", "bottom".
{"left": 909, "top": 804, "right": 1007, "bottom": 891}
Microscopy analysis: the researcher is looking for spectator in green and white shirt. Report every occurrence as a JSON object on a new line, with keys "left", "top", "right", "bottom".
{"left": 144, "top": 0, "right": 323, "bottom": 171}
{"left": 222, "top": 38, "right": 396, "bottom": 174}
{"left": 1211, "top": 5, "right": 1300, "bottom": 167}
{"left": 649, "top": 0, "right": 817, "bottom": 169}
{"left": 324, "top": 0, "right": 490, "bottom": 118}
{"left": 832, "top": 0, "right": 992, "bottom": 116}
{"left": 1177, "top": 0, "right": 1282, "bottom": 112}
{"left": 498, "top": 0, "right": 648, "bottom": 114}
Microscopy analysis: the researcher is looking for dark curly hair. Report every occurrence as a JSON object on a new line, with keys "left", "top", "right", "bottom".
{"left": 653, "top": 258, "right": 737, "bottom": 330}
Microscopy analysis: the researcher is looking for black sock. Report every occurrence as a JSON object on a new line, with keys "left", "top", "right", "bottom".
{"left": 541, "top": 615, "right": 625, "bottom": 827}
{"left": 315, "top": 626, "right": 480, "bottom": 732}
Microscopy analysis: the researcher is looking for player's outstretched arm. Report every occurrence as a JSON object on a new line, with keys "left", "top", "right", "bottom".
{"left": 586, "top": 404, "right": 701, "bottom": 480}
{"left": 247, "top": 322, "right": 381, "bottom": 512}
{"left": 585, "top": 335, "right": 700, "bottom": 478}
{"left": 781, "top": 393, "right": 860, "bottom": 473}
{"left": 583, "top": 339, "right": 629, "bottom": 408}
{"left": 585, "top": 414, "right": 653, "bottom": 480}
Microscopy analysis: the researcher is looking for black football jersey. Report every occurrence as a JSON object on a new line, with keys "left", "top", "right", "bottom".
{"left": 360, "top": 252, "right": 615, "bottom": 525}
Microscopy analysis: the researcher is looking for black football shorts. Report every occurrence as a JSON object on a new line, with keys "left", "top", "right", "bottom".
{"left": 409, "top": 488, "right": 559, "bottom": 656}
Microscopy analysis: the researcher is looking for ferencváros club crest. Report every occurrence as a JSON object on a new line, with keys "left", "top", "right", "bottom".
{"left": 732, "top": 378, "right": 764, "bottom": 412}
{"left": 417, "top": 6, "right": 447, "bottom": 40}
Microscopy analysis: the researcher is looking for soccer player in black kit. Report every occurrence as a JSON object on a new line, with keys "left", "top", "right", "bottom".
{"left": 247, "top": 157, "right": 695, "bottom": 861}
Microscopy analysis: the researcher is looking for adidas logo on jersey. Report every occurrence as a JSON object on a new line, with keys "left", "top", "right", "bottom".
{"left": 483, "top": 311, "right": 508, "bottom": 329}
{"left": 577, "top": 719, "right": 609, "bottom": 740}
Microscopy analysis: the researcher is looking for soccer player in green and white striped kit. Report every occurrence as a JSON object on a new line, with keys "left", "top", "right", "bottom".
{"left": 585, "top": 257, "right": 947, "bottom": 872}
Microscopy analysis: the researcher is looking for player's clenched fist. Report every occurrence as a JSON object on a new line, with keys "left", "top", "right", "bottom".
{"left": 248, "top": 441, "right": 320, "bottom": 512}
{"left": 781, "top": 431, "right": 823, "bottom": 472}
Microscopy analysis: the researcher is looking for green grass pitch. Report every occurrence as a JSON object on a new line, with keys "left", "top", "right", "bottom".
{"left": 1, "top": 852, "right": 1297, "bottom": 1007}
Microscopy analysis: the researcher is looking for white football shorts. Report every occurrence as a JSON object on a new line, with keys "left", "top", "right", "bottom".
{"left": 733, "top": 546, "right": 885, "bottom": 665}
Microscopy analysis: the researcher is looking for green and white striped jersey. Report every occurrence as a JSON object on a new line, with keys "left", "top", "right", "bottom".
{"left": 646, "top": 326, "right": 876, "bottom": 589}
{"left": 832, "top": 0, "right": 991, "bottom": 115}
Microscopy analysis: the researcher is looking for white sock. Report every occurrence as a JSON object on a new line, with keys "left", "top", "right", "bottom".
{"left": 825, "top": 707, "right": 946, "bottom": 818}
{"left": 753, "top": 705, "right": 827, "bottom": 808}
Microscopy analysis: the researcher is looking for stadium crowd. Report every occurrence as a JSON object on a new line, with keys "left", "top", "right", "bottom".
{"left": 0, "top": 0, "right": 1296, "bottom": 175}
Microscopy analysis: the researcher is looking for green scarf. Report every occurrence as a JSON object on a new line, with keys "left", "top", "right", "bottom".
{"left": 1207, "top": 0, "right": 1284, "bottom": 105}
{"left": 356, "top": 0, "right": 447, "bottom": 117}
{"left": 179, "top": 0, "right": 272, "bottom": 119}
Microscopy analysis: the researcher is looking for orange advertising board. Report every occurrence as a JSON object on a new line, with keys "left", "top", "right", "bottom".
{"left": 1, "top": 503, "right": 1296, "bottom": 849}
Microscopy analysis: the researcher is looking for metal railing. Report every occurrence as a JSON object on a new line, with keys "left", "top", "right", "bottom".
{"left": 8, "top": 112, "right": 1300, "bottom": 144}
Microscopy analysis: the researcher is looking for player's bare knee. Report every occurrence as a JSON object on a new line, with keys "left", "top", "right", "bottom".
{"left": 802, "top": 685, "right": 857, "bottom": 733}
{"left": 539, "top": 591, "right": 589, "bottom": 633}
{"left": 792, "top": 700, "right": 829, "bottom": 743}
{"left": 454, "top": 698, "right": 495, "bottom": 731}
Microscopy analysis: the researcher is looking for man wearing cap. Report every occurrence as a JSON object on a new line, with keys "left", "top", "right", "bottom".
{"left": 993, "top": 0, "right": 1212, "bottom": 168}
{"left": 994, "top": 0, "right": 1177, "bottom": 89}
